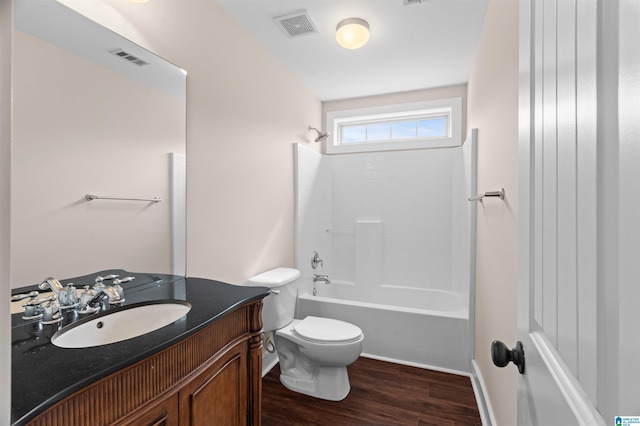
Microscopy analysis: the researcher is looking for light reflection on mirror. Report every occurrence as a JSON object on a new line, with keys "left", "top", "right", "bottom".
{"left": 11, "top": 0, "right": 187, "bottom": 288}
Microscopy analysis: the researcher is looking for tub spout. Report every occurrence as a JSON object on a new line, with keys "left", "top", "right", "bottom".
{"left": 313, "top": 274, "right": 331, "bottom": 285}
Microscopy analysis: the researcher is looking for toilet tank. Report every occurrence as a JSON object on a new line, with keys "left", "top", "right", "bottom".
{"left": 246, "top": 267, "right": 300, "bottom": 332}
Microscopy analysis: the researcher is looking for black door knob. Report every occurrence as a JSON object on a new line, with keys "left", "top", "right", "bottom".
{"left": 491, "top": 340, "right": 525, "bottom": 374}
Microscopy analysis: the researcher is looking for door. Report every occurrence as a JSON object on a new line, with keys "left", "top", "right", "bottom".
{"left": 517, "top": 0, "right": 640, "bottom": 424}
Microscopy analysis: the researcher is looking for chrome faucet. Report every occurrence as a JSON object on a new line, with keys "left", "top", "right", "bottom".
{"left": 97, "top": 286, "right": 124, "bottom": 304}
{"left": 313, "top": 274, "right": 331, "bottom": 285}
{"left": 90, "top": 276, "right": 133, "bottom": 305}
{"left": 90, "top": 285, "right": 123, "bottom": 305}
{"left": 22, "top": 273, "right": 133, "bottom": 320}
{"left": 38, "top": 277, "right": 65, "bottom": 296}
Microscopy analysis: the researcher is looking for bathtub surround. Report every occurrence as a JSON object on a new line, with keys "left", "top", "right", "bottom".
{"left": 294, "top": 130, "right": 476, "bottom": 373}
{"left": 355, "top": 221, "right": 382, "bottom": 288}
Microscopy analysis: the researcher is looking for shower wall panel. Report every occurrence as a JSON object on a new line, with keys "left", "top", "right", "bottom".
{"left": 294, "top": 145, "right": 332, "bottom": 283}
{"left": 331, "top": 149, "right": 465, "bottom": 292}
{"left": 295, "top": 140, "right": 474, "bottom": 295}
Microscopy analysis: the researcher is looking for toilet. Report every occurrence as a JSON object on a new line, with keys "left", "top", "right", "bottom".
{"left": 247, "top": 267, "right": 364, "bottom": 401}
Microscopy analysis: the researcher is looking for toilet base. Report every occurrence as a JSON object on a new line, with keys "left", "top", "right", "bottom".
{"left": 279, "top": 365, "right": 351, "bottom": 401}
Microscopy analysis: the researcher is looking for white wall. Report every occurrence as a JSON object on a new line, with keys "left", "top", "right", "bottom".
{"left": 467, "top": 0, "right": 519, "bottom": 424}
{"left": 11, "top": 31, "right": 184, "bottom": 287}
{"left": 0, "top": 0, "right": 12, "bottom": 422}
{"left": 57, "top": 0, "right": 322, "bottom": 284}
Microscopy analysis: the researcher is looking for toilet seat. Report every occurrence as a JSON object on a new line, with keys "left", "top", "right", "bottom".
{"left": 293, "top": 316, "right": 362, "bottom": 343}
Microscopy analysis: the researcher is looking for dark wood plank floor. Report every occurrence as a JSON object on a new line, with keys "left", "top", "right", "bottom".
{"left": 262, "top": 357, "right": 482, "bottom": 426}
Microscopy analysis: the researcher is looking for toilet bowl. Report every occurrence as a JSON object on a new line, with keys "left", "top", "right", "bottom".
{"left": 276, "top": 316, "right": 363, "bottom": 401}
{"left": 247, "top": 267, "right": 364, "bottom": 401}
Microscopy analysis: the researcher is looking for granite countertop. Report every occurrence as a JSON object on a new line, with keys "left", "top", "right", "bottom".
{"left": 10, "top": 269, "right": 269, "bottom": 426}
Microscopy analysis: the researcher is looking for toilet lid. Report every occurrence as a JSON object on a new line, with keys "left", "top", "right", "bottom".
{"left": 294, "top": 316, "right": 362, "bottom": 343}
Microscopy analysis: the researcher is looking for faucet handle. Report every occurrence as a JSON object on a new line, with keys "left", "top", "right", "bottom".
{"left": 94, "top": 274, "right": 118, "bottom": 290}
{"left": 11, "top": 290, "right": 39, "bottom": 302}
{"left": 24, "top": 294, "right": 57, "bottom": 306}
{"left": 112, "top": 278, "right": 133, "bottom": 302}
{"left": 78, "top": 286, "right": 100, "bottom": 314}
{"left": 95, "top": 274, "right": 119, "bottom": 284}
{"left": 311, "top": 251, "right": 324, "bottom": 269}
{"left": 41, "top": 299, "right": 62, "bottom": 324}
{"left": 21, "top": 294, "right": 56, "bottom": 320}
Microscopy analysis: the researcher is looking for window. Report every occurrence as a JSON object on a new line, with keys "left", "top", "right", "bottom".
{"left": 325, "top": 97, "right": 462, "bottom": 154}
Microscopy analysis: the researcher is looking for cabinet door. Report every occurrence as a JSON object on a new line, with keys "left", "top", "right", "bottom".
{"left": 117, "top": 393, "right": 179, "bottom": 426}
{"left": 180, "top": 342, "right": 249, "bottom": 426}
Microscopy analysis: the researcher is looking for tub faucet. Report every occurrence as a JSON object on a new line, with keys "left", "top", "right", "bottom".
{"left": 313, "top": 274, "right": 331, "bottom": 285}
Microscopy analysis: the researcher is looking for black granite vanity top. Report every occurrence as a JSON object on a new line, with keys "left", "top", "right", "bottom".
{"left": 10, "top": 269, "right": 269, "bottom": 425}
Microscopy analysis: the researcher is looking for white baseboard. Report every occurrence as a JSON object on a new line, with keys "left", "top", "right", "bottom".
{"left": 361, "top": 352, "right": 470, "bottom": 377}
{"left": 470, "top": 359, "right": 496, "bottom": 426}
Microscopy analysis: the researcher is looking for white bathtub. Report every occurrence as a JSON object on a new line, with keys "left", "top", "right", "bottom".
{"left": 296, "top": 283, "right": 472, "bottom": 374}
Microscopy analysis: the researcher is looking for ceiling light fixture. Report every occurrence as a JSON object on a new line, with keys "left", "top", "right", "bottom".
{"left": 335, "top": 18, "right": 369, "bottom": 50}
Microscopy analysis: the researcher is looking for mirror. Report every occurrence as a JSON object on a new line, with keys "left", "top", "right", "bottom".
{"left": 11, "top": 0, "right": 187, "bottom": 288}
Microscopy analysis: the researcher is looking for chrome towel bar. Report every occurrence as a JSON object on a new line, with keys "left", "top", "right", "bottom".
{"left": 85, "top": 194, "right": 162, "bottom": 203}
{"left": 468, "top": 188, "right": 505, "bottom": 202}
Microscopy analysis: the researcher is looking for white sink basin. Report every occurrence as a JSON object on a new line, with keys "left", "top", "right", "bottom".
{"left": 51, "top": 301, "right": 191, "bottom": 348}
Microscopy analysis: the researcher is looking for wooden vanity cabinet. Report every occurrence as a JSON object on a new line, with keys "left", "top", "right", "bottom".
{"left": 179, "top": 341, "right": 248, "bottom": 425}
{"left": 26, "top": 301, "right": 264, "bottom": 426}
{"left": 118, "top": 393, "right": 179, "bottom": 426}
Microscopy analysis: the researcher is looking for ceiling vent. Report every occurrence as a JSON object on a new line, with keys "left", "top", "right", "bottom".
{"left": 274, "top": 10, "right": 318, "bottom": 38}
{"left": 403, "top": 0, "right": 423, "bottom": 5}
{"left": 109, "top": 49, "right": 150, "bottom": 67}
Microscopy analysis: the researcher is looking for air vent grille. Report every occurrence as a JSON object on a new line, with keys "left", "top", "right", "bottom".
{"left": 274, "top": 11, "right": 318, "bottom": 38}
{"left": 109, "top": 49, "right": 150, "bottom": 67}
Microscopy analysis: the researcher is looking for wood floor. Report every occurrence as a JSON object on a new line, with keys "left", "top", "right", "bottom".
{"left": 262, "top": 357, "right": 482, "bottom": 426}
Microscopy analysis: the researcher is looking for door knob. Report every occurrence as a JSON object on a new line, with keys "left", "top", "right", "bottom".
{"left": 491, "top": 340, "right": 525, "bottom": 374}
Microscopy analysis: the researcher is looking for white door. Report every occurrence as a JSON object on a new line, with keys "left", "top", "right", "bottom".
{"left": 515, "top": 0, "right": 640, "bottom": 424}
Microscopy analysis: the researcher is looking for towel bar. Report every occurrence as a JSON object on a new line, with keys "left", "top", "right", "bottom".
{"left": 468, "top": 188, "right": 505, "bottom": 202}
{"left": 85, "top": 194, "right": 162, "bottom": 203}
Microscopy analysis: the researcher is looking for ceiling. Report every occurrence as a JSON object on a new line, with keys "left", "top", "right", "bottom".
{"left": 214, "top": 0, "right": 489, "bottom": 101}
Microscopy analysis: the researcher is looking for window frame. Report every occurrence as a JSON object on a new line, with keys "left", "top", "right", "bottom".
{"left": 325, "top": 97, "right": 462, "bottom": 154}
